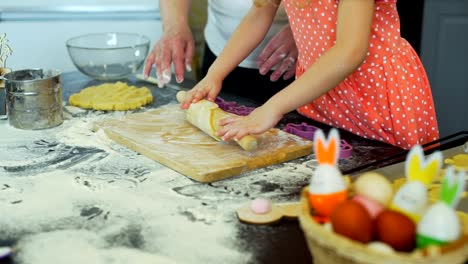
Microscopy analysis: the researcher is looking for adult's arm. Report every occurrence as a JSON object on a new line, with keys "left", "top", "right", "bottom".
{"left": 257, "top": 24, "right": 298, "bottom": 81}
{"left": 144, "top": 0, "right": 194, "bottom": 86}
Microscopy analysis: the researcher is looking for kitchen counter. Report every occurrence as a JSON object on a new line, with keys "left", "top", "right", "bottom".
{"left": 0, "top": 71, "right": 417, "bottom": 264}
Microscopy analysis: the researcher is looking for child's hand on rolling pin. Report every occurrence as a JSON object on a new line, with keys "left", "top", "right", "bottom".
{"left": 217, "top": 104, "right": 283, "bottom": 141}
{"left": 180, "top": 74, "right": 223, "bottom": 109}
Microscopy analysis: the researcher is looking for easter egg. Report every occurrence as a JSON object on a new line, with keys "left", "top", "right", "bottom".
{"left": 352, "top": 194, "right": 384, "bottom": 218}
{"left": 331, "top": 200, "right": 374, "bottom": 243}
{"left": 390, "top": 181, "right": 428, "bottom": 222}
{"left": 375, "top": 210, "right": 416, "bottom": 252}
{"left": 416, "top": 202, "right": 461, "bottom": 248}
{"left": 322, "top": 222, "right": 333, "bottom": 232}
{"left": 308, "top": 190, "right": 348, "bottom": 219}
{"left": 367, "top": 242, "right": 395, "bottom": 254}
{"left": 353, "top": 172, "right": 393, "bottom": 206}
{"left": 309, "top": 165, "right": 347, "bottom": 194}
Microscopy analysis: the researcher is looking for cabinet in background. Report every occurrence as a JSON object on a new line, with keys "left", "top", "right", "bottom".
{"left": 420, "top": 0, "right": 468, "bottom": 137}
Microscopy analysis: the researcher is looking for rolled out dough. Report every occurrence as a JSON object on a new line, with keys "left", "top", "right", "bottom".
{"left": 69, "top": 81, "right": 153, "bottom": 111}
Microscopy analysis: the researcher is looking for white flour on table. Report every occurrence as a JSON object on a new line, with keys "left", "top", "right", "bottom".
{"left": 0, "top": 105, "right": 318, "bottom": 264}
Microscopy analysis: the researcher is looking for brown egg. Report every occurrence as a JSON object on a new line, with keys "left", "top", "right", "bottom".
{"left": 331, "top": 200, "right": 374, "bottom": 243}
{"left": 375, "top": 210, "right": 416, "bottom": 252}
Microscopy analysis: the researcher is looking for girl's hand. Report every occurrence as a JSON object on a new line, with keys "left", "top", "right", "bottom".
{"left": 216, "top": 104, "right": 283, "bottom": 141}
{"left": 180, "top": 74, "right": 223, "bottom": 109}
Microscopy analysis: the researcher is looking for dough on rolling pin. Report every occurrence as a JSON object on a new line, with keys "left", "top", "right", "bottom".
{"left": 176, "top": 91, "right": 258, "bottom": 151}
{"left": 186, "top": 100, "right": 222, "bottom": 140}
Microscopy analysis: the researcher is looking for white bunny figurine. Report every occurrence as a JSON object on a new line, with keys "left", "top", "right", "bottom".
{"left": 416, "top": 166, "right": 466, "bottom": 248}
{"left": 308, "top": 128, "right": 348, "bottom": 221}
{"left": 390, "top": 145, "right": 442, "bottom": 222}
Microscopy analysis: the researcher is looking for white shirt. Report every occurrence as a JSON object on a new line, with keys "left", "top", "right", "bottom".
{"left": 204, "top": 0, "right": 288, "bottom": 69}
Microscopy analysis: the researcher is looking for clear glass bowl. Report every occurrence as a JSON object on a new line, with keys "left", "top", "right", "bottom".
{"left": 66, "top": 32, "right": 150, "bottom": 81}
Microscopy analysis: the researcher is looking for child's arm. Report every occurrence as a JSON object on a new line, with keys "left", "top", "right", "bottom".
{"left": 218, "top": 0, "right": 376, "bottom": 140}
{"left": 266, "top": 0, "right": 375, "bottom": 115}
{"left": 208, "top": 2, "right": 280, "bottom": 80}
{"left": 180, "top": 2, "right": 280, "bottom": 108}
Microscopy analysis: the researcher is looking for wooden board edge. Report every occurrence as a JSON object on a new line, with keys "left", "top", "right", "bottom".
{"left": 97, "top": 125, "right": 250, "bottom": 183}
{"left": 247, "top": 142, "right": 314, "bottom": 171}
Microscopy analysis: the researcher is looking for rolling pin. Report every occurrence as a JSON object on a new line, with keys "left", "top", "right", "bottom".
{"left": 176, "top": 91, "right": 258, "bottom": 151}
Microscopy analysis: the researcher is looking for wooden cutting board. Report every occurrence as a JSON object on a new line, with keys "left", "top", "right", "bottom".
{"left": 94, "top": 104, "right": 313, "bottom": 182}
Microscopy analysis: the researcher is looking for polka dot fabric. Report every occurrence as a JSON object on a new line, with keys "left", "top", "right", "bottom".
{"left": 283, "top": 0, "right": 439, "bottom": 149}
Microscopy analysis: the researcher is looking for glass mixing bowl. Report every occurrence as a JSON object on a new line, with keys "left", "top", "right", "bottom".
{"left": 66, "top": 32, "right": 150, "bottom": 81}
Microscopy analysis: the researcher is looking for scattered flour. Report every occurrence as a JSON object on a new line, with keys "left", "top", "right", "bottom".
{"left": 16, "top": 230, "right": 178, "bottom": 264}
{"left": 0, "top": 106, "right": 318, "bottom": 264}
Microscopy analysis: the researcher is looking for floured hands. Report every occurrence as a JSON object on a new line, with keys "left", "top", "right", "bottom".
{"left": 216, "top": 105, "right": 283, "bottom": 141}
{"left": 179, "top": 74, "right": 223, "bottom": 109}
{"left": 257, "top": 24, "right": 297, "bottom": 82}
{"left": 144, "top": 25, "right": 195, "bottom": 87}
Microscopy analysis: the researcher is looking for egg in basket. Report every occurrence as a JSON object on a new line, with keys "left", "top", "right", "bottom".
{"left": 299, "top": 129, "right": 468, "bottom": 264}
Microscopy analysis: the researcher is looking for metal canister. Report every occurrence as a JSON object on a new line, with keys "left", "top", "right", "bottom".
{"left": 1, "top": 69, "right": 63, "bottom": 130}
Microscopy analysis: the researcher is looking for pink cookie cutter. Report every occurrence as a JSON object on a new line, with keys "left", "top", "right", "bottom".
{"left": 283, "top": 122, "right": 353, "bottom": 159}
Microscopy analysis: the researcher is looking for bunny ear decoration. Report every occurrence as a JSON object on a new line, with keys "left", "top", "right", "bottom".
{"left": 313, "top": 128, "right": 340, "bottom": 166}
{"left": 405, "top": 145, "right": 442, "bottom": 186}
{"left": 440, "top": 166, "right": 466, "bottom": 208}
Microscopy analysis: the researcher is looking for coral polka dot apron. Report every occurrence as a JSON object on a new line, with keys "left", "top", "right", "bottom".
{"left": 283, "top": 0, "right": 439, "bottom": 149}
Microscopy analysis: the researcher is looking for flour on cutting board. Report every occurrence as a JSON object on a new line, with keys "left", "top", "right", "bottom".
{"left": 93, "top": 104, "right": 314, "bottom": 183}
{"left": 0, "top": 105, "right": 319, "bottom": 264}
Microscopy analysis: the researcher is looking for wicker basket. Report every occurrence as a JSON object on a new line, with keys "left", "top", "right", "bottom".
{"left": 298, "top": 188, "right": 468, "bottom": 264}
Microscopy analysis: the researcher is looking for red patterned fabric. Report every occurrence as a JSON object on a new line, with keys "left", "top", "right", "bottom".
{"left": 284, "top": 0, "right": 439, "bottom": 149}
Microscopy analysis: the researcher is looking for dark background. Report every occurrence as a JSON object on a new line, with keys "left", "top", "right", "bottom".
{"left": 397, "top": 0, "right": 425, "bottom": 54}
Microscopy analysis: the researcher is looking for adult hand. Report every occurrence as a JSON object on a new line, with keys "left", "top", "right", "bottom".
{"left": 179, "top": 72, "right": 223, "bottom": 109}
{"left": 216, "top": 104, "right": 283, "bottom": 141}
{"left": 144, "top": 25, "right": 195, "bottom": 87}
{"left": 257, "top": 24, "right": 297, "bottom": 82}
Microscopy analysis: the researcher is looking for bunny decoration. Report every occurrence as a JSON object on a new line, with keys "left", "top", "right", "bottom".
{"left": 390, "top": 145, "right": 443, "bottom": 222}
{"left": 416, "top": 166, "right": 466, "bottom": 248}
{"left": 308, "top": 128, "right": 348, "bottom": 222}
